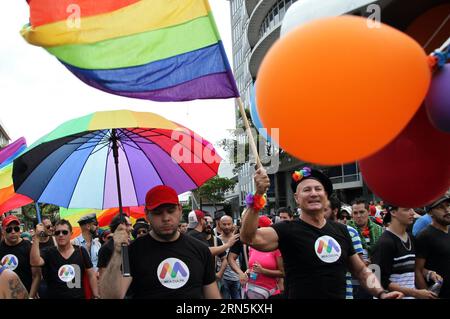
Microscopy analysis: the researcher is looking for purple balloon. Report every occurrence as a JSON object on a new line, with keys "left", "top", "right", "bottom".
{"left": 425, "top": 64, "right": 450, "bottom": 133}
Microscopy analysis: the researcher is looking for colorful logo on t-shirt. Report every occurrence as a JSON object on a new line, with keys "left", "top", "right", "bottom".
{"left": 314, "top": 236, "right": 341, "bottom": 263}
{"left": 157, "top": 258, "right": 190, "bottom": 289}
{"left": 58, "top": 264, "right": 76, "bottom": 282}
{"left": 1, "top": 254, "right": 19, "bottom": 271}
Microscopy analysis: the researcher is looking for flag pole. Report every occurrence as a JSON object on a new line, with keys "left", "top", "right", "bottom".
{"left": 236, "top": 97, "right": 262, "bottom": 169}
{"left": 35, "top": 202, "right": 42, "bottom": 224}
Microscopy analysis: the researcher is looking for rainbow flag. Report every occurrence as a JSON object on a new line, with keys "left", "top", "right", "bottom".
{"left": 21, "top": 0, "right": 239, "bottom": 102}
{"left": 59, "top": 206, "right": 146, "bottom": 239}
{"left": 0, "top": 138, "right": 33, "bottom": 215}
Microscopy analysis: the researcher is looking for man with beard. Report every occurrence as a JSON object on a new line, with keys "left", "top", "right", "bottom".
{"left": 415, "top": 194, "right": 450, "bottom": 298}
{"left": 219, "top": 215, "right": 244, "bottom": 299}
{"left": 100, "top": 185, "right": 221, "bottom": 299}
{"left": 186, "top": 211, "right": 238, "bottom": 257}
{"left": 72, "top": 213, "right": 102, "bottom": 272}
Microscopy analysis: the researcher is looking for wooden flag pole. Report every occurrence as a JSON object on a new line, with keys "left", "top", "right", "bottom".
{"left": 236, "top": 97, "right": 262, "bottom": 169}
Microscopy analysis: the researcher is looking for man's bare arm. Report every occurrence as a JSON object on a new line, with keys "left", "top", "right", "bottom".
{"left": 99, "top": 224, "right": 132, "bottom": 299}
{"left": 6, "top": 271, "right": 29, "bottom": 299}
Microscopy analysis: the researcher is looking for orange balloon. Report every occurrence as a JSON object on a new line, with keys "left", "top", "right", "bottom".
{"left": 256, "top": 16, "right": 431, "bottom": 165}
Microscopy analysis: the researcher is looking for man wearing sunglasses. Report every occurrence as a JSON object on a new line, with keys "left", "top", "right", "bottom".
{"left": 337, "top": 207, "right": 352, "bottom": 225}
{"left": 0, "top": 215, "right": 40, "bottom": 298}
{"left": 37, "top": 217, "right": 57, "bottom": 251}
{"left": 31, "top": 219, "right": 100, "bottom": 299}
{"left": 100, "top": 185, "right": 221, "bottom": 299}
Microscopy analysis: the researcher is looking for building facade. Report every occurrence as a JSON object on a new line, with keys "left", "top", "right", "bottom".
{"left": 0, "top": 121, "right": 10, "bottom": 147}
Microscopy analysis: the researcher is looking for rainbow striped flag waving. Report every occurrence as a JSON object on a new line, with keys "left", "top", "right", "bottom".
{"left": 22, "top": 0, "right": 239, "bottom": 102}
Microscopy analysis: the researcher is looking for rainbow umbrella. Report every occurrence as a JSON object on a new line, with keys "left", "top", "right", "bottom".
{"left": 12, "top": 110, "right": 221, "bottom": 209}
{"left": 12, "top": 110, "right": 221, "bottom": 275}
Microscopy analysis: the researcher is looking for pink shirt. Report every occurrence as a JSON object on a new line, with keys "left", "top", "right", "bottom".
{"left": 248, "top": 247, "right": 282, "bottom": 292}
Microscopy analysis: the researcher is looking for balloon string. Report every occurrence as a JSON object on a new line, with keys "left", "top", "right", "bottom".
{"left": 423, "top": 13, "right": 449, "bottom": 50}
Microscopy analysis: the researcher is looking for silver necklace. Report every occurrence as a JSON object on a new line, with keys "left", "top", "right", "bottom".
{"left": 386, "top": 228, "right": 412, "bottom": 251}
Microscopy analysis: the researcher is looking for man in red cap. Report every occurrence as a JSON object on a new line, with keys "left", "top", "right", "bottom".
{"left": 0, "top": 214, "right": 40, "bottom": 298}
{"left": 240, "top": 167, "right": 404, "bottom": 299}
{"left": 100, "top": 185, "right": 221, "bottom": 299}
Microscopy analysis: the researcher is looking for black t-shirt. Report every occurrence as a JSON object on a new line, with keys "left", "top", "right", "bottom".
{"left": 372, "top": 230, "right": 416, "bottom": 290}
{"left": 39, "top": 237, "right": 56, "bottom": 253}
{"left": 272, "top": 219, "right": 356, "bottom": 299}
{"left": 186, "top": 230, "right": 226, "bottom": 259}
{"left": 186, "top": 229, "right": 208, "bottom": 242}
{"left": 39, "top": 237, "right": 56, "bottom": 280}
{"left": 229, "top": 239, "right": 249, "bottom": 272}
{"left": 97, "top": 239, "right": 114, "bottom": 269}
{"left": 129, "top": 233, "right": 216, "bottom": 299}
{"left": 0, "top": 239, "right": 33, "bottom": 291}
{"left": 416, "top": 225, "right": 450, "bottom": 298}
{"left": 41, "top": 245, "right": 93, "bottom": 299}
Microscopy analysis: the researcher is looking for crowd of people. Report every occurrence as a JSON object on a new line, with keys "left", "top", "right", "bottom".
{"left": 0, "top": 168, "right": 449, "bottom": 300}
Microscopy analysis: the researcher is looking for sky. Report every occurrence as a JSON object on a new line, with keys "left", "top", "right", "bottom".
{"left": 0, "top": 0, "right": 236, "bottom": 178}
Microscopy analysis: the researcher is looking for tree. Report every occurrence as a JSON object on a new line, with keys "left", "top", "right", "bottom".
{"left": 192, "top": 177, "right": 237, "bottom": 211}
{"left": 218, "top": 108, "right": 277, "bottom": 174}
{"left": 21, "top": 203, "right": 59, "bottom": 227}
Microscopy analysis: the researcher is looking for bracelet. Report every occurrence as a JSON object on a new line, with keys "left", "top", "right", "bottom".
{"left": 245, "top": 193, "right": 267, "bottom": 211}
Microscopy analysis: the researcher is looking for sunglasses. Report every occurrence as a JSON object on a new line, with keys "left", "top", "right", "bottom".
{"left": 55, "top": 230, "right": 69, "bottom": 236}
{"left": 6, "top": 226, "right": 20, "bottom": 234}
{"left": 339, "top": 216, "right": 351, "bottom": 220}
{"left": 45, "top": 225, "right": 53, "bottom": 229}
{"left": 137, "top": 229, "right": 148, "bottom": 235}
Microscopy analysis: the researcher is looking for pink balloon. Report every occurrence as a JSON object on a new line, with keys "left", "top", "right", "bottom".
{"left": 360, "top": 105, "right": 450, "bottom": 207}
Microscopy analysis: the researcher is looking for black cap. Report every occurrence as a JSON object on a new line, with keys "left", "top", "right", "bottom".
{"left": 133, "top": 221, "right": 149, "bottom": 231}
{"left": 426, "top": 194, "right": 450, "bottom": 213}
{"left": 290, "top": 167, "right": 333, "bottom": 198}
{"left": 383, "top": 205, "right": 398, "bottom": 224}
{"left": 77, "top": 213, "right": 97, "bottom": 226}
{"left": 214, "top": 211, "right": 225, "bottom": 221}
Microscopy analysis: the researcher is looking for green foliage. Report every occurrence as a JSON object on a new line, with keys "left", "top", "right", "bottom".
{"left": 21, "top": 203, "right": 59, "bottom": 225}
{"left": 193, "top": 177, "right": 237, "bottom": 207}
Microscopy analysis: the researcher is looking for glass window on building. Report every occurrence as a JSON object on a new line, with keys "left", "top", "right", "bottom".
{"left": 343, "top": 163, "right": 357, "bottom": 175}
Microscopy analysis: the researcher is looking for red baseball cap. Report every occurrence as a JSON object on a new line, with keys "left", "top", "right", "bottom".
{"left": 2, "top": 215, "right": 20, "bottom": 228}
{"left": 145, "top": 185, "right": 179, "bottom": 211}
{"left": 188, "top": 210, "right": 205, "bottom": 228}
{"left": 258, "top": 215, "right": 272, "bottom": 228}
